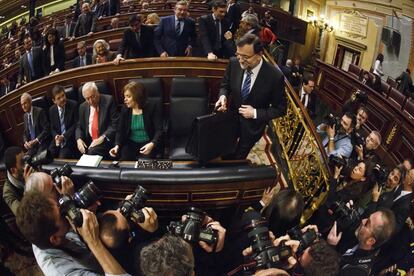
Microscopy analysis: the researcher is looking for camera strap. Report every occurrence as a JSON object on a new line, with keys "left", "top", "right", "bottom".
{"left": 323, "top": 134, "right": 349, "bottom": 148}
{"left": 226, "top": 260, "right": 257, "bottom": 276}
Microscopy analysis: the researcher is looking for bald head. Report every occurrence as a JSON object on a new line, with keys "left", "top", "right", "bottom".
{"left": 25, "top": 172, "right": 55, "bottom": 198}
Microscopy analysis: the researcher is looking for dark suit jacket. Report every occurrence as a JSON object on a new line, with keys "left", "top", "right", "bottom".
{"left": 73, "top": 53, "right": 93, "bottom": 68}
{"left": 76, "top": 94, "right": 119, "bottom": 143}
{"left": 115, "top": 103, "right": 163, "bottom": 147}
{"left": 396, "top": 71, "right": 413, "bottom": 95}
{"left": 92, "top": 51, "right": 117, "bottom": 64}
{"left": 117, "top": 25, "right": 155, "bottom": 59}
{"left": 225, "top": 3, "right": 241, "bottom": 33}
{"left": 73, "top": 12, "right": 97, "bottom": 37}
{"left": 56, "top": 23, "right": 75, "bottom": 39}
{"left": 102, "top": 0, "right": 120, "bottom": 17}
{"left": 23, "top": 106, "right": 50, "bottom": 144}
{"left": 18, "top": 47, "right": 44, "bottom": 84}
{"left": 0, "top": 82, "right": 16, "bottom": 97}
{"left": 154, "top": 15, "right": 196, "bottom": 56}
{"left": 363, "top": 185, "right": 412, "bottom": 234}
{"left": 198, "top": 14, "right": 235, "bottom": 58}
{"left": 42, "top": 40, "right": 65, "bottom": 74}
{"left": 49, "top": 99, "right": 78, "bottom": 148}
{"left": 219, "top": 57, "right": 287, "bottom": 141}
{"left": 291, "top": 65, "right": 304, "bottom": 87}
{"left": 298, "top": 87, "right": 318, "bottom": 119}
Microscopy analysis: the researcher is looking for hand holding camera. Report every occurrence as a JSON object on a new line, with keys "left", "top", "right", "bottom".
{"left": 76, "top": 209, "right": 101, "bottom": 248}
{"left": 198, "top": 220, "right": 226, "bottom": 253}
{"left": 137, "top": 207, "right": 158, "bottom": 233}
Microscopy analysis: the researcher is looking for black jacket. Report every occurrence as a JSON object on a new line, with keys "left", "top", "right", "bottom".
{"left": 117, "top": 25, "right": 155, "bottom": 59}
{"left": 115, "top": 102, "right": 163, "bottom": 147}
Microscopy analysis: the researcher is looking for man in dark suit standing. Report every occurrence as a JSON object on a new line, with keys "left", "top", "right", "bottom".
{"left": 76, "top": 82, "right": 119, "bottom": 157}
{"left": 17, "top": 36, "right": 44, "bottom": 88}
{"left": 396, "top": 68, "right": 413, "bottom": 97}
{"left": 199, "top": 0, "right": 235, "bottom": 60}
{"left": 20, "top": 93, "right": 50, "bottom": 156}
{"left": 102, "top": 0, "right": 120, "bottom": 17}
{"left": 298, "top": 75, "right": 318, "bottom": 119}
{"left": 48, "top": 86, "right": 79, "bottom": 158}
{"left": 57, "top": 16, "right": 75, "bottom": 39}
{"left": 154, "top": 1, "right": 196, "bottom": 57}
{"left": 215, "top": 34, "right": 287, "bottom": 159}
{"left": 225, "top": 0, "right": 241, "bottom": 33}
{"left": 113, "top": 14, "right": 155, "bottom": 64}
{"left": 73, "top": 41, "right": 92, "bottom": 68}
{"left": 71, "top": 2, "right": 97, "bottom": 39}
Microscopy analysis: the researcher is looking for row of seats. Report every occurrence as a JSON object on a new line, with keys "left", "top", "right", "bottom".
{"left": 347, "top": 63, "right": 414, "bottom": 117}
{"left": 31, "top": 77, "right": 210, "bottom": 160}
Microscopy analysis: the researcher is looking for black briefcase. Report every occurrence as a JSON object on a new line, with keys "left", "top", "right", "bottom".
{"left": 186, "top": 111, "right": 238, "bottom": 163}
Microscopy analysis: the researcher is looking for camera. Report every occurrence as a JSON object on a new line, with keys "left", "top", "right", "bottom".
{"left": 370, "top": 165, "right": 388, "bottom": 186}
{"left": 243, "top": 216, "right": 292, "bottom": 271}
{"left": 324, "top": 113, "right": 341, "bottom": 130}
{"left": 328, "top": 155, "right": 347, "bottom": 168}
{"left": 352, "top": 131, "right": 365, "bottom": 147}
{"left": 353, "top": 90, "right": 368, "bottom": 104}
{"left": 328, "top": 201, "right": 361, "bottom": 233}
{"left": 23, "top": 149, "right": 53, "bottom": 168}
{"left": 119, "top": 185, "right": 149, "bottom": 224}
{"left": 167, "top": 207, "right": 218, "bottom": 246}
{"left": 287, "top": 226, "right": 318, "bottom": 254}
{"left": 50, "top": 164, "right": 73, "bottom": 188}
{"left": 58, "top": 180, "right": 102, "bottom": 227}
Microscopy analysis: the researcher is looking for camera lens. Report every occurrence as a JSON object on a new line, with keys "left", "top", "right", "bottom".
{"left": 74, "top": 181, "right": 101, "bottom": 209}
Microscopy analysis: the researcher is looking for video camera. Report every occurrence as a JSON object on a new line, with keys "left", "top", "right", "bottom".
{"left": 23, "top": 149, "right": 53, "bottom": 169}
{"left": 50, "top": 163, "right": 73, "bottom": 188}
{"left": 167, "top": 207, "right": 218, "bottom": 246}
{"left": 59, "top": 180, "right": 102, "bottom": 227}
{"left": 328, "top": 201, "right": 361, "bottom": 233}
{"left": 287, "top": 226, "right": 319, "bottom": 255}
{"left": 119, "top": 185, "right": 150, "bottom": 224}
{"left": 242, "top": 210, "right": 293, "bottom": 272}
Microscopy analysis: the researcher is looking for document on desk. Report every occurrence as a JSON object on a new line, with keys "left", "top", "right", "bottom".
{"left": 76, "top": 154, "right": 103, "bottom": 167}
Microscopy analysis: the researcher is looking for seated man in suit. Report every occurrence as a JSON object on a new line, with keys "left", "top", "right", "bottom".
{"left": 73, "top": 41, "right": 92, "bottom": 68}
{"left": 0, "top": 76, "right": 16, "bottom": 97}
{"left": 71, "top": 2, "right": 97, "bottom": 39}
{"left": 20, "top": 92, "right": 50, "bottom": 156}
{"left": 154, "top": 1, "right": 197, "bottom": 57}
{"left": 17, "top": 36, "right": 44, "bottom": 88}
{"left": 113, "top": 14, "right": 155, "bottom": 65}
{"left": 360, "top": 70, "right": 374, "bottom": 89}
{"left": 92, "top": 39, "right": 117, "bottom": 64}
{"left": 199, "top": 0, "right": 235, "bottom": 60}
{"left": 49, "top": 85, "right": 79, "bottom": 159}
{"left": 215, "top": 34, "right": 287, "bottom": 159}
{"left": 76, "top": 82, "right": 119, "bottom": 157}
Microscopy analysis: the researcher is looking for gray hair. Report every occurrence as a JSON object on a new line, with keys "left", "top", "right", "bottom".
{"left": 20, "top": 92, "right": 32, "bottom": 102}
{"left": 25, "top": 172, "right": 53, "bottom": 195}
{"left": 286, "top": 59, "right": 293, "bottom": 66}
{"left": 82, "top": 81, "right": 98, "bottom": 97}
{"left": 241, "top": 14, "right": 259, "bottom": 28}
{"left": 92, "top": 39, "right": 109, "bottom": 56}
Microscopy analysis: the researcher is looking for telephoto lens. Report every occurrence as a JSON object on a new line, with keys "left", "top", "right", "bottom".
{"left": 74, "top": 180, "right": 102, "bottom": 209}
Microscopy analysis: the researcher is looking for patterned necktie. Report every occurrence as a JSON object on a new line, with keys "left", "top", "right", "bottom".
{"left": 176, "top": 19, "right": 182, "bottom": 36}
{"left": 60, "top": 107, "right": 66, "bottom": 134}
{"left": 28, "top": 113, "right": 35, "bottom": 140}
{"left": 241, "top": 70, "right": 252, "bottom": 101}
{"left": 79, "top": 56, "right": 84, "bottom": 67}
{"left": 27, "top": 50, "right": 34, "bottom": 77}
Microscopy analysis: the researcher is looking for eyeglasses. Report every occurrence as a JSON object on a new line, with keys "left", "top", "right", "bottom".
{"left": 236, "top": 52, "right": 256, "bottom": 60}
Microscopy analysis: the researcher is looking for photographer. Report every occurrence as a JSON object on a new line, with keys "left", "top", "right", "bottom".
{"left": 355, "top": 107, "right": 369, "bottom": 133}
{"left": 327, "top": 209, "right": 396, "bottom": 276}
{"left": 98, "top": 204, "right": 159, "bottom": 274}
{"left": 16, "top": 190, "right": 129, "bottom": 276}
{"left": 350, "top": 130, "right": 381, "bottom": 164}
{"left": 25, "top": 171, "right": 74, "bottom": 197}
{"left": 342, "top": 91, "right": 368, "bottom": 115}
{"left": 317, "top": 112, "right": 356, "bottom": 159}
{"left": 241, "top": 225, "right": 340, "bottom": 276}
{"left": 3, "top": 146, "right": 34, "bottom": 215}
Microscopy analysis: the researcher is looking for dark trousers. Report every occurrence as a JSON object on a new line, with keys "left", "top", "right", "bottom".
{"left": 120, "top": 139, "right": 152, "bottom": 161}
{"left": 49, "top": 142, "right": 79, "bottom": 159}
{"left": 233, "top": 118, "right": 264, "bottom": 160}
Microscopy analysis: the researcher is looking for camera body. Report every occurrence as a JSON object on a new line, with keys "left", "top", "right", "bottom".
{"left": 244, "top": 219, "right": 292, "bottom": 271}
{"left": 329, "top": 155, "right": 347, "bottom": 168}
{"left": 58, "top": 180, "right": 101, "bottom": 227}
{"left": 287, "top": 226, "right": 318, "bottom": 254}
{"left": 50, "top": 164, "right": 73, "bottom": 188}
{"left": 167, "top": 207, "right": 218, "bottom": 246}
{"left": 370, "top": 165, "right": 388, "bottom": 186}
{"left": 328, "top": 201, "right": 361, "bottom": 233}
{"left": 353, "top": 90, "right": 368, "bottom": 105}
{"left": 324, "top": 113, "right": 341, "bottom": 131}
{"left": 119, "top": 185, "right": 149, "bottom": 224}
{"left": 352, "top": 131, "right": 365, "bottom": 148}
